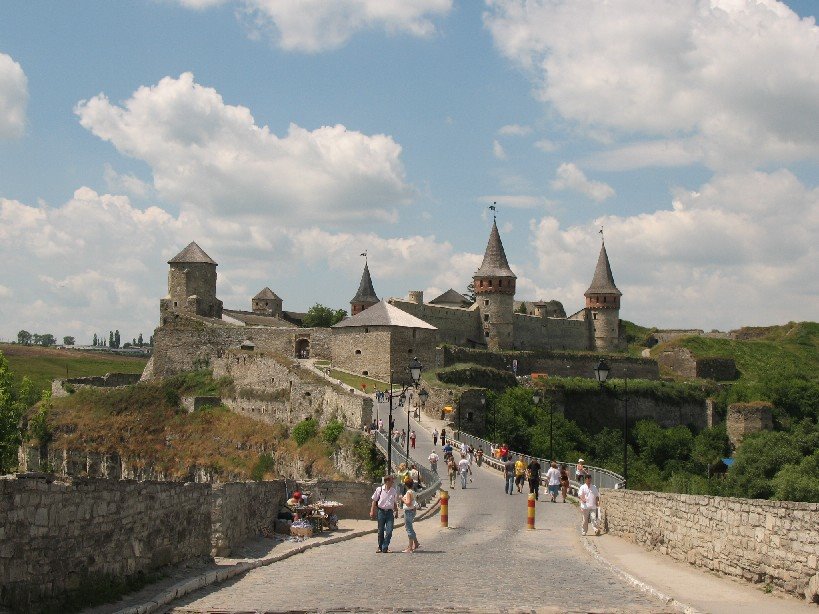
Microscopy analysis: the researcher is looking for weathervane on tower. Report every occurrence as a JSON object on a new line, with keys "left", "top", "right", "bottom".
{"left": 489, "top": 202, "right": 497, "bottom": 221}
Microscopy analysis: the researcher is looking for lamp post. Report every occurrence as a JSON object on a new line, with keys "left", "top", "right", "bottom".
{"left": 532, "top": 391, "right": 553, "bottom": 462}
{"left": 594, "top": 359, "right": 628, "bottom": 488}
{"left": 418, "top": 388, "right": 429, "bottom": 422}
{"left": 386, "top": 357, "right": 423, "bottom": 476}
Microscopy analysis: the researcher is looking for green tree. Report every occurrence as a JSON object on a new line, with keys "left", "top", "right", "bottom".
{"left": 691, "top": 424, "right": 731, "bottom": 471}
{"left": 62, "top": 336, "right": 75, "bottom": 346}
{"left": 302, "top": 304, "right": 347, "bottom": 328}
{"left": 137, "top": 333, "right": 144, "bottom": 346}
{"left": 464, "top": 282, "right": 476, "bottom": 303}
{"left": 771, "top": 450, "right": 819, "bottom": 502}
{"left": 93, "top": 333, "right": 98, "bottom": 346}
{"left": 322, "top": 419, "right": 345, "bottom": 446}
{"left": 0, "top": 352, "right": 25, "bottom": 473}
{"left": 292, "top": 418, "right": 318, "bottom": 445}
{"left": 725, "top": 430, "right": 802, "bottom": 499}
{"left": 39, "top": 334, "right": 56, "bottom": 347}
{"left": 17, "top": 330, "right": 32, "bottom": 345}
{"left": 517, "top": 302, "right": 528, "bottom": 314}
{"left": 114, "top": 330, "right": 121, "bottom": 348}
{"left": 109, "top": 331, "right": 114, "bottom": 347}
{"left": 634, "top": 420, "right": 693, "bottom": 469}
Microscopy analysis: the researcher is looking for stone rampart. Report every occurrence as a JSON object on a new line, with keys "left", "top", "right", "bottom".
{"left": 727, "top": 401, "right": 773, "bottom": 449}
{"left": 389, "top": 299, "right": 482, "bottom": 346}
{"left": 512, "top": 313, "right": 590, "bottom": 351}
{"left": 0, "top": 474, "right": 211, "bottom": 611}
{"left": 52, "top": 372, "right": 142, "bottom": 397}
{"left": 213, "top": 350, "right": 371, "bottom": 428}
{"left": 603, "top": 489, "right": 819, "bottom": 599}
{"left": 438, "top": 346, "right": 659, "bottom": 380}
{"left": 147, "top": 318, "right": 332, "bottom": 379}
{"left": 655, "top": 347, "right": 737, "bottom": 381}
{"left": 210, "top": 481, "right": 286, "bottom": 556}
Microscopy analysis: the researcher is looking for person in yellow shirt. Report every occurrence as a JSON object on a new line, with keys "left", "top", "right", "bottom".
{"left": 514, "top": 456, "right": 527, "bottom": 493}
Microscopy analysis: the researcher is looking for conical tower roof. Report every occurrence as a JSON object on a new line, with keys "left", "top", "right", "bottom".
{"left": 584, "top": 242, "right": 621, "bottom": 297}
{"left": 253, "top": 287, "right": 280, "bottom": 300}
{"left": 168, "top": 241, "right": 217, "bottom": 265}
{"left": 350, "top": 262, "right": 379, "bottom": 305}
{"left": 474, "top": 220, "right": 516, "bottom": 278}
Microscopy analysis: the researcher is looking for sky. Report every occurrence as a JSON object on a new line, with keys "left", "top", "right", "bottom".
{"left": 0, "top": 0, "right": 817, "bottom": 344}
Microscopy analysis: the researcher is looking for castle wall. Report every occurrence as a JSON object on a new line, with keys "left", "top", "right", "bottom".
{"left": 0, "top": 475, "right": 211, "bottom": 611}
{"left": 210, "top": 481, "right": 286, "bottom": 556}
{"left": 727, "top": 402, "right": 773, "bottom": 449}
{"left": 438, "top": 346, "right": 659, "bottom": 380}
{"left": 148, "top": 318, "right": 331, "bottom": 378}
{"left": 330, "top": 328, "right": 393, "bottom": 381}
{"left": 603, "top": 489, "right": 819, "bottom": 599}
{"left": 389, "top": 299, "right": 482, "bottom": 346}
{"left": 656, "top": 347, "right": 738, "bottom": 381}
{"left": 213, "top": 350, "right": 371, "bottom": 429}
{"left": 512, "top": 313, "right": 591, "bottom": 351}
{"left": 389, "top": 327, "right": 438, "bottom": 384}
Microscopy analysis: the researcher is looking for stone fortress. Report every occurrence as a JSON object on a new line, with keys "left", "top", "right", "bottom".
{"left": 147, "top": 217, "right": 625, "bottom": 386}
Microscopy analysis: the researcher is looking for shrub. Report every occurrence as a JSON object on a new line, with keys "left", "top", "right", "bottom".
{"left": 322, "top": 419, "right": 344, "bottom": 446}
{"left": 251, "top": 453, "right": 276, "bottom": 481}
{"left": 292, "top": 418, "right": 318, "bottom": 446}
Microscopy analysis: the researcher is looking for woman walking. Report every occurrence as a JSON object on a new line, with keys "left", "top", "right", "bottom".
{"left": 560, "top": 464, "right": 569, "bottom": 502}
{"left": 447, "top": 456, "right": 457, "bottom": 489}
{"left": 401, "top": 479, "right": 420, "bottom": 552}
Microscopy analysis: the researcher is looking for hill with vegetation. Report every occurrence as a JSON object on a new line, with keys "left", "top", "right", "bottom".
{"left": 0, "top": 343, "right": 147, "bottom": 393}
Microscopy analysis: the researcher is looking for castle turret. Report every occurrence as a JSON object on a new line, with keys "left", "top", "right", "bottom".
{"left": 252, "top": 287, "right": 283, "bottom": 317}
{"left": 350, "top": 261, "right": 379, "bottom": 316}
{"left": 160, "top": 241, "right": 223, "bottom": 323}
{"left": 584, "top": 240, "right": 622, "bottom": 351}
{"left": 473, "top": 220, "right": 516, "bottom": 350}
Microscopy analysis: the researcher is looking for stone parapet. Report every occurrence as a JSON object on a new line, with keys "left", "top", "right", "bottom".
{"left": 603, "top": 489, "right": 819, "bottom": 599}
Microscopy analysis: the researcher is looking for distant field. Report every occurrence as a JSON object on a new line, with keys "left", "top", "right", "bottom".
{"left": 0, "top": 343, "right": 148, "bottom": 392}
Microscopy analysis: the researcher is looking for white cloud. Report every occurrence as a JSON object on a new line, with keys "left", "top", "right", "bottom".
{"left": 484, "top": 0, "right": 819, "bottom": 170}
{"left": 103, "top": 164, "right": 154, "bottom": 199}
{"left": 0, "top": 284, "right": 10, "bottom": 299}
{"left": 76, "top": 73, "right": 412, "bottom": 225}
{"left": 526, "top": 169, "right": 819, "bottom": 328}
{"left": 0, "top": 53, "right": 28, "bottom": 139}
{"left": 534, "top": 138, "right": 557, "bottom": 152}
{"left": 478, "top": 194, "right": 553, "bottom": 209}
{"left": 492, "top": 139, "right": 507, "bottom": 160}
{"left": 551, "top": 162, "right": 614, "bottom": 202}
{"left": 177, "top": 0, "right": 452, "bottom": 52}
{"left": 498, "top": 123, "right": 531, "bottom": 136}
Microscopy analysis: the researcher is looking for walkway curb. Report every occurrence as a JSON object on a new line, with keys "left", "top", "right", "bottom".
{"left": 580, "top": 535, "right": 702, "bottom": 614}
{"left": 116, "top": 496, "right": 441, "bottom": 614}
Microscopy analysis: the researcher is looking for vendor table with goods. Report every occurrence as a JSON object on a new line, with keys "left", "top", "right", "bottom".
{"left": 290, "top": 501, "right": 344, "bottom": 535}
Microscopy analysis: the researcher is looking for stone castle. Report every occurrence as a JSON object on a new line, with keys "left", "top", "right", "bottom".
{"left": 146, "top": 219, "right": 624, "bottom": 383}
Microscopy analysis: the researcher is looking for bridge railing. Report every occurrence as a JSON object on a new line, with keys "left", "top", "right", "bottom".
{"left": 451, "top": 430, "right": 625, "bottom": 492}
{"left": 370, "top": 430, "right": 441, "bottom": 508}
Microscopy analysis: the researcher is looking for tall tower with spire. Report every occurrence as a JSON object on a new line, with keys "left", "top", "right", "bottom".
{"left": 473, "top": 217, "right": 517, "bottom": 350}
{"left": 350, "top": 259, "right": 379, "bottom": 316}
{"left": 584, "top": 237, "right": 623, "bottom": 351}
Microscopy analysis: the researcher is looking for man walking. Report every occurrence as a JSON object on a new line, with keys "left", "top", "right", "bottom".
{"left": 545, "top": 461, "right": 561, "bottom": 502}
{"left": 432, "top": 428, "right": 439, "bottom": 446}
{"left": 578, "top": 474, "right": 601, "bottom": 536}
{"left": 514, "top": 456, "right": 527, "bottom": 493}
{"left": 370, "top": 475, "right": 399, "bottom": 553}
{"left": 503, "top": 455, "right": 516, "bottom": 495}
{"left": 410, "top": 430, "right": 416, "bottom": 449}
{"left": 458, "top": 454, "right": 471, "bottom": 489}
{"left": 428, "top": 450, "right": 439, "bottom": 474}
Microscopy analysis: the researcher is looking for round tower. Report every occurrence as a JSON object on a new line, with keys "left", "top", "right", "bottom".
{"left": 350, "top": 260, "right": 379, "bottom": 316}
{"left": 584, "top": 240, "right": 623, "bottom": 351}
{"left": 473, "top": 219, "right": 516, "bottom": 351}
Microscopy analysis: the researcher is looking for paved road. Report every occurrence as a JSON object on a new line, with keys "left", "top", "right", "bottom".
{"left": 169, "top": 401, "right": 669, "bottom": 613}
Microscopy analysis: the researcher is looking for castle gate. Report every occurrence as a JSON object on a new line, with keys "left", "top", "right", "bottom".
{"left": 295, "top": 337, "right": 310, "bottom": 359}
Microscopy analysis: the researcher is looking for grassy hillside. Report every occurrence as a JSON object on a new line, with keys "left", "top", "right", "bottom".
{"left": 0, "top": 343, "right": 148, "bottom": 392}
{"left": 31, "top": 372, "right": 350, "bottom": 481}
{"left": 652, "top": 322, "right": 819, "bottom": 384}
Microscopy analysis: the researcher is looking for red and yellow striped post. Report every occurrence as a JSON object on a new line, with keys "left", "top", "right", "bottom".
{"left": 440, "top": 489, "right": 449, "bottom": 527}
{"left": 526, "top": 493, "right": 536, "bottom": 530}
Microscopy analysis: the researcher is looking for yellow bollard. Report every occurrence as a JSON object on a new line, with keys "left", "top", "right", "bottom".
{"left": 527, "top": 493, "right": 536, "bottom": 529}
{"left": 440, "top": 489, "right": 449, "bottom": 527}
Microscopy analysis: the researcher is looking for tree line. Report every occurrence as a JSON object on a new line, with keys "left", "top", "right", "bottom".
{"left": 16, "top": 330, "right": 152, "bottom": 348}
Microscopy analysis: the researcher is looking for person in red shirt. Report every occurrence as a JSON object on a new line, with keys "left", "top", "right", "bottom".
{"left": 499, "top": 443, "right": 509, "bottom": 461}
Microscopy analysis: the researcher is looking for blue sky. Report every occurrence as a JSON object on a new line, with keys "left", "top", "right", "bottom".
{"left": 1, "top": 0, "right": 817, "bottom": 343}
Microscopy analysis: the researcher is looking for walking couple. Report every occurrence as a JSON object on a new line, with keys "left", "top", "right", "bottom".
{"left": 370, "top": 474, "right": 421, "bottom": 554}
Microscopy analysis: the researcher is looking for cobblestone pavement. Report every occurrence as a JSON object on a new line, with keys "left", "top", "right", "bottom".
{"left": 167, "top": 403, "right": 670, "bottom": 613}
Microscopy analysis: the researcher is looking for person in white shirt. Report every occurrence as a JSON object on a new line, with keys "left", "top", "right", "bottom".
{"left": 457, "top": 454, "right": 471, "bottom": 489}
{"left": 577, "top": 474, "right": 601, "bottom": 536}
{"left": 545, "top": 461, "right": 561, "bottom": 502}
{"left": 370, "top": 475, "right": 399, "bottom": 552}
{"left": 428, "top": 451, "right": 439, "bottom": 474}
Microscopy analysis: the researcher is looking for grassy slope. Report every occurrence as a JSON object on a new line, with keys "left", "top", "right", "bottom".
{"left": 0, "top": 343, "right": 148, "bottom": 392}
{"left": 41, "top": 376, "right": 339, "bottom": 481}
{"left": 651, "top": 322, "right": 819, "bottom": 384}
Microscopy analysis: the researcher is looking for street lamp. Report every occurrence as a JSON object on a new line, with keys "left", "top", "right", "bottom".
{"left": 417, "top": 387, "right": 429, "bottom": 422}
{"left": 532, "top": 390, "right": 553, "bottom": 462}
{"left": 386, "top": 357, "right": 424, "bottom": 476}
{"left": 594, "top": 359, "right": 628, "bottom": 488}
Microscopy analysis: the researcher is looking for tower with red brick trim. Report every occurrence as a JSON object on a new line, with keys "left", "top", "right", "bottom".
{"left": 584, "top": 239, "right": 623, "bottom": 351}
{"left": 473, "top": 219, "right": 516, "bottom": 350}
{"left": 350, "top": 260, "right": 379, "bottom": 316}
